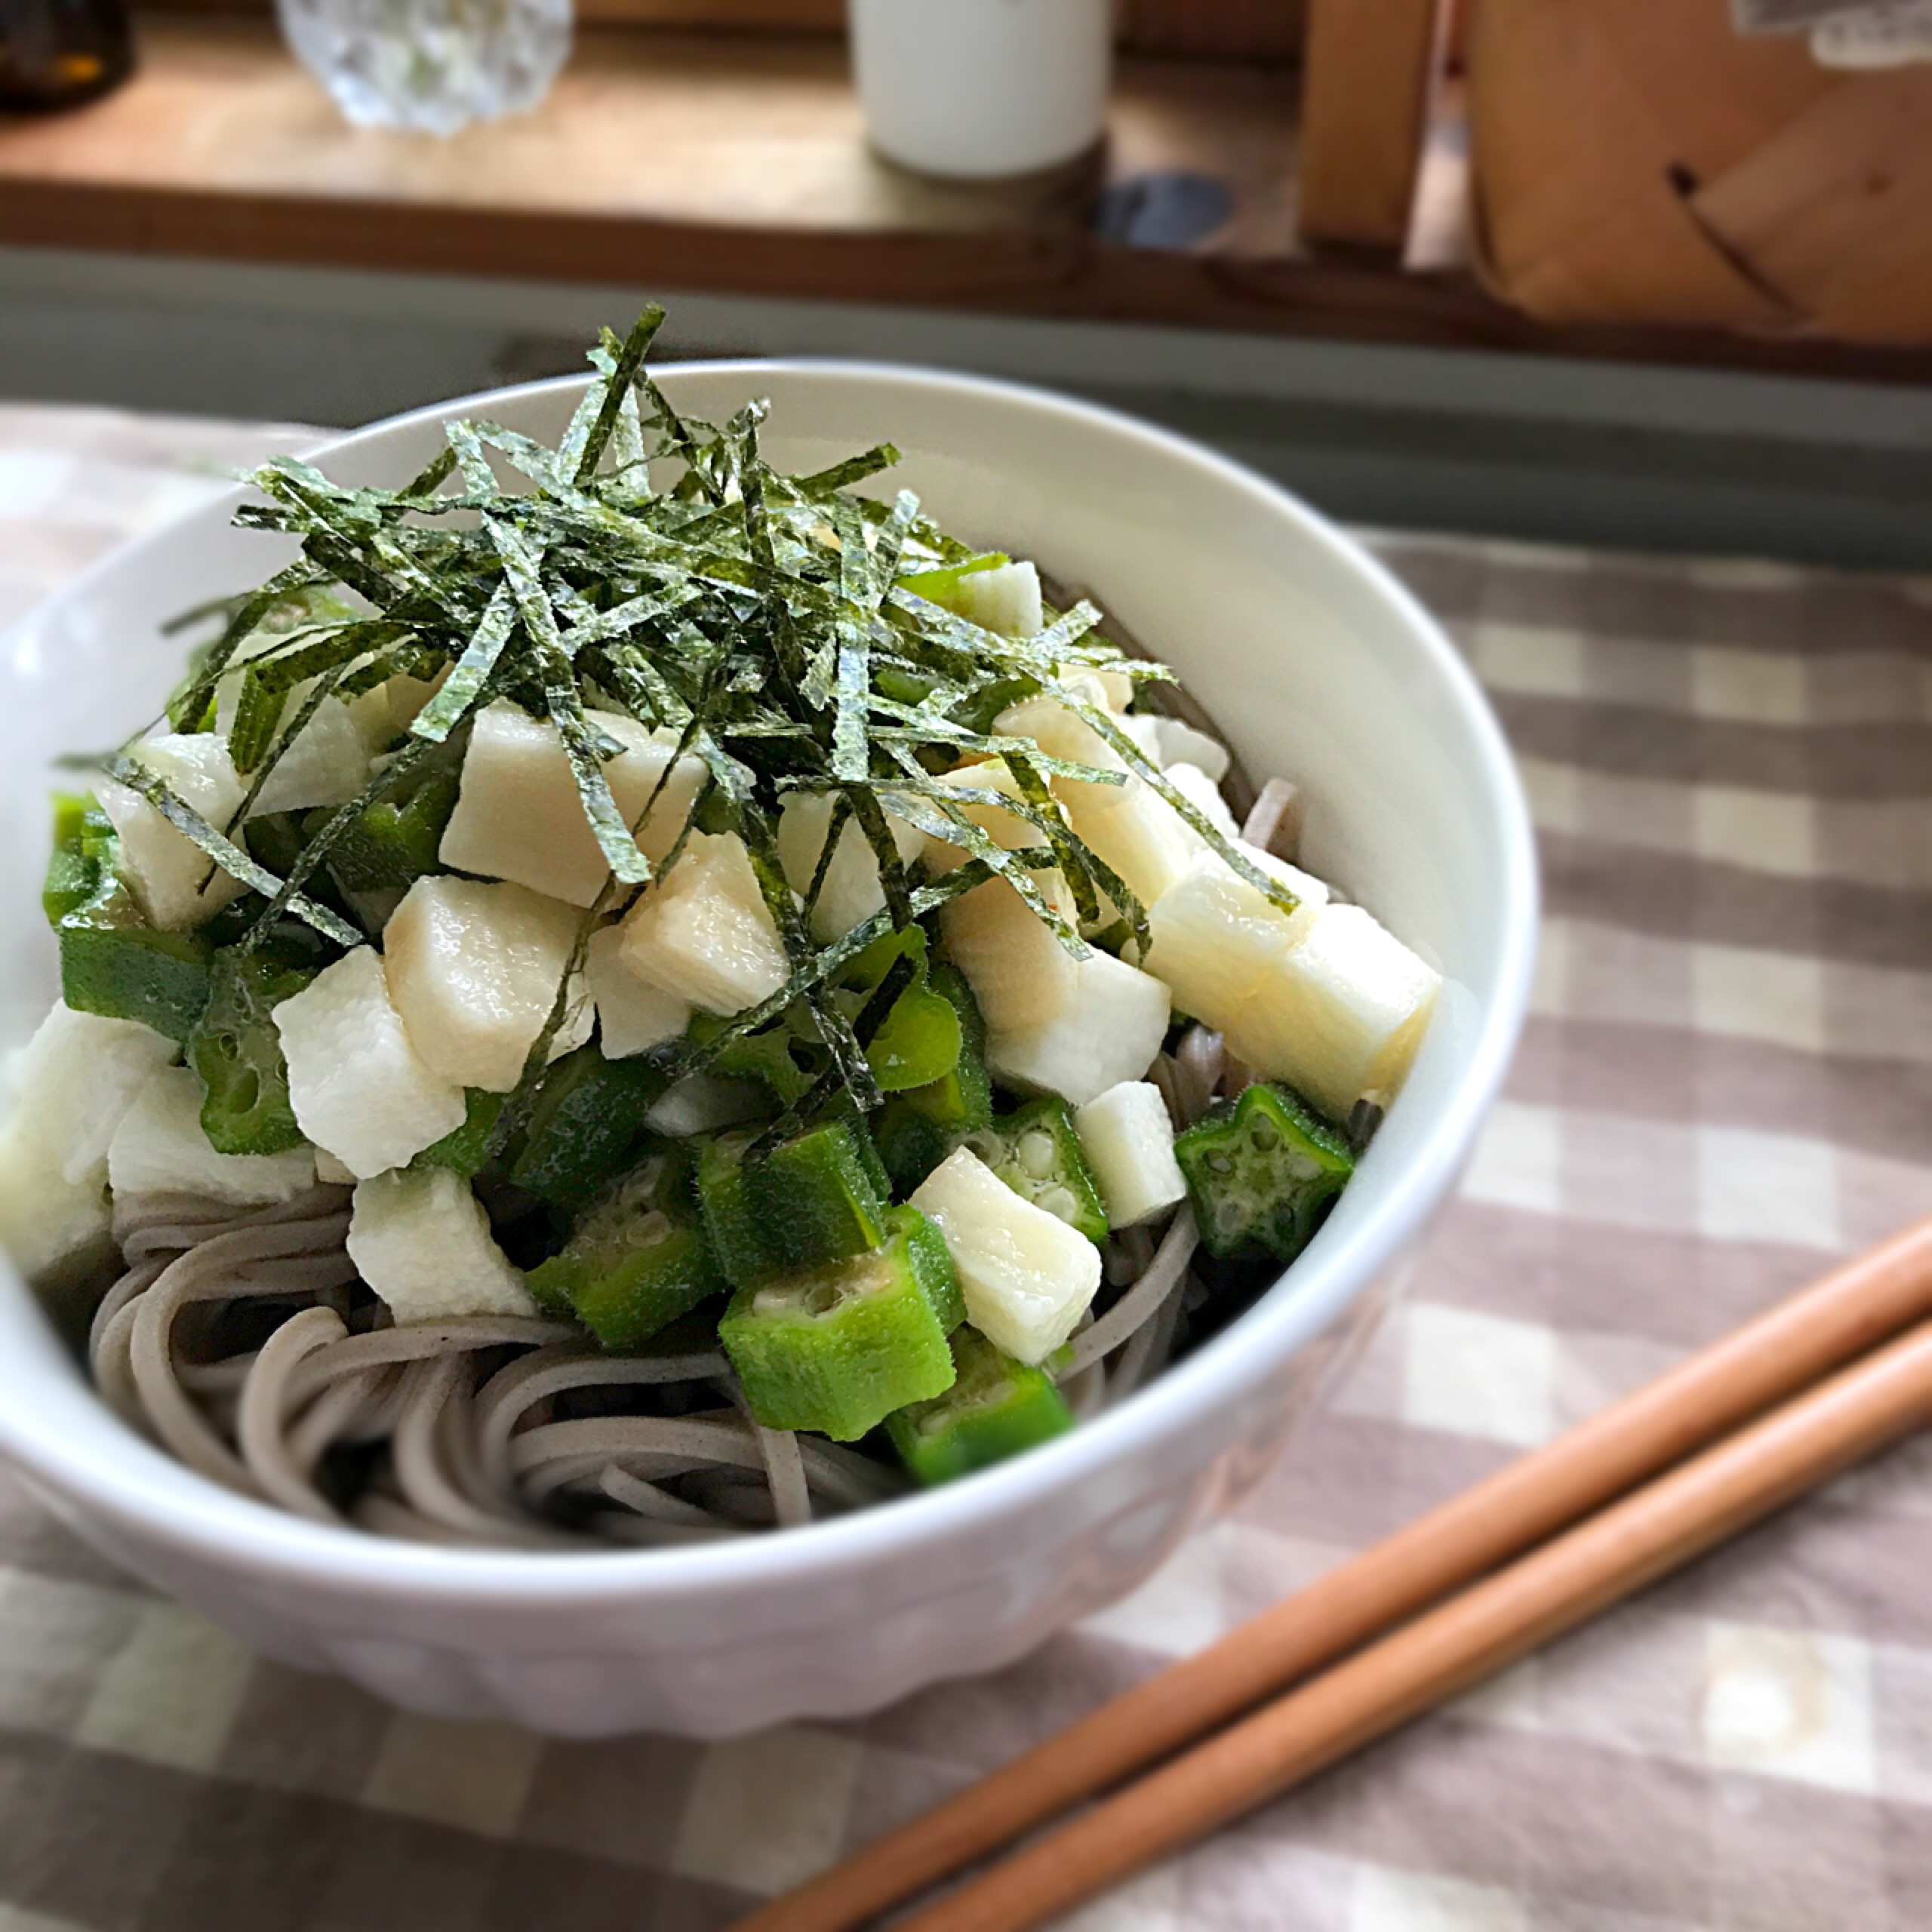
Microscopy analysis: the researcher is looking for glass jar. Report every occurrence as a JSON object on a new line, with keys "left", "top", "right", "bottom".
{"left": 276, "top": 0, "right": 571, "bottom": 137}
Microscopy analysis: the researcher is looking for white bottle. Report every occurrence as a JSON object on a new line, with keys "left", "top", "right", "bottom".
{"left": 848, "top": 0, "right": 1112, "bottom": 180}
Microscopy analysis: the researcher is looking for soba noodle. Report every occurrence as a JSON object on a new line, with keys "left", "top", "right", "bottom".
{"left": 88, "top": 1170, "right": 1208, "bottom": 1549}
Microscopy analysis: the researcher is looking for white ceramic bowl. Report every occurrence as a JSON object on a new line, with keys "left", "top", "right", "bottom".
{"left": 0, "top": 365, "right": 1536, "bottom": 1738}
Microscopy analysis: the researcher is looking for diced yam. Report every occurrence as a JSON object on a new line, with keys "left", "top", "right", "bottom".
{"left": 1118, "top": 713, "right": 1163, "bottom": 763}
{"left": 940, "top": 869, "right": 1080, "bottom": 1035}
{"left": 108, "top": 1066, "right": 315, "bottom": 1207}
{"left": 910, "top": 1146, "right": 1100, "bottom": 1364}
{"left": 1152, "top": 719, "right": 1231, "bottom": 785}
{"left": 383, "top": 877, "right": 580, "bottom": 1092}
{"left": 0, "top": 1004, "right": 149, "bottom": 1281}
{"left": 1163, "top": 762, "right": 1241, "bottom": 847}
{"left": 0, "top": 1124, "right": 110, "bottom": 1284}
{"left": 346, "top": 666, "right": 449, "bottom": 752}
{"left": 585, "top": 925, "right": 690, "bottom": 1058}
{"left": 986, "top": 949, "right": 1172, "bottom": 1108}
{"left": 777, "top": 792, "right": 927, "bottom": 943}
{"left": 617, "top": 832, "right": 791, "bottom": 1018}
{"left": 313, "top": 1147, "right": 358, "bottom": 1186}
{"left": 645, "top": 1072, "right": 768, "bottom": 1138}
{"left": 347, "top": 1167, "right": 535, "bottom": 1323}
{"left": 992, "top": 676, "right": 1123, "bottom": 775}
{"left": 1224, "top": 903, "right": 1441, "bottom": 1120}
{"left": 1141, "top": 847, "right": 1328, "bottom": 1028}
{"left": 548, "top": 972, "right": 597, "bottom": 1063}
{"left": 273, "top": 947, "right": 467, "bottom": 1178}
{"left": 1075, "top": 664, "right": 1135, "bottom": 712}
{"left": 439, "top": 700, "right": 706, "bottom": 909}
{"left": 919, "top": 761, "right": 1038, "bottom": 875}
{"left": 247, "top": 697, "right": 371, "bottom": 814}
{"left": 1075, "top": 1081, "right": 1187, "bottom": 1229}
{"left": 1058, "top": 774, "right": 1195, "bottom": 912}
{"left": 2, "top": 1001, "right": 177, "bottom": 1186}
{"left": 96, "top": 733, "right": 247, "bottom": 932}
{"left": 951, "top": 560, "right": 1042, "bottom": 638}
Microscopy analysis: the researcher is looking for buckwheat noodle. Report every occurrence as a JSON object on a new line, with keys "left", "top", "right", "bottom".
{"left": 78, "top": 696, "right": 1334, "bottom": 1552}
{"left": 85, "top": 1121, "right": 1215, "bottom": 1547}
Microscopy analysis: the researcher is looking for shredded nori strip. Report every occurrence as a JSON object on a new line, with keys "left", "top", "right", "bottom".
{"left": 105, "top": 309, "right": 1272, "bottom": 1124}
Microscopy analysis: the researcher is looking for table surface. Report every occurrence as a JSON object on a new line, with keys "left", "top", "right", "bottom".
{"left": 1, "top": 402, "right": 1930, "bottom": 1931}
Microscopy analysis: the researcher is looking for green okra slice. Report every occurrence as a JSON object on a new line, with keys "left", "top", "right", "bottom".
{"left": 874, "top": 964, "right": 992, "bottom": 1194}
{"left": 864, "top": 974, "right": 961, "bottom": 1093}
{"left": 528, "top": 1143, "right": 724, "bottom": 1349}
{"left": 891, "top": 1201, "right": 965, "bottom": 1334}
{"left": 1174, "top": 1081, "right": 1355, "bottom": 1262}
{"left": 309, "top": 763, "right": 460, "bottom": 894}
{"left": 692, "top": 1008, "right": 827, "bottom": 1106}
{"left": 55, "top": 811, "right": 213, "bottom": 1044}
{"left": 886, "top": 1324, "right": 1074, "bottom": 1486}
{"left": 507, "top": 1046, "right": 666, "bottom": 1212}
{"left": 187, "top": 949, "right": 317, "bottom": 1155}
{"left": 964, "top": 1097, "right": 1108, "bottom": 1244}
{"left": 718, "top": 1208, "right": 958, "bottom": 1440}
{"left": 42, "top": 793, "right": 109, "bottom": 926}
{"left": 413, "top": 1088, "right": 508, "bottom": 1177}
{"left": 697, "top": 1117, "right": 888, "bottom": 1288}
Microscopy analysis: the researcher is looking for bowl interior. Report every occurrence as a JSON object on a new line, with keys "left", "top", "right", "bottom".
{"left": 0, "top": 363, "right": 1534, "bottom": 1584}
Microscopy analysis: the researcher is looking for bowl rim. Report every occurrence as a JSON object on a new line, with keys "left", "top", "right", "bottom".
{"left": 0, "top": 358, "right": 1538, "bottom": 1606}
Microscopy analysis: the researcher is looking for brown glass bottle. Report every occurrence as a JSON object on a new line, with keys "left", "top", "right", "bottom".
{"left": 0, "top": 0, "right": 134, "bottom": 111}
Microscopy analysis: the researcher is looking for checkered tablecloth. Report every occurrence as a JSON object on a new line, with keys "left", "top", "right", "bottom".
{"left": 2, "top": 402, "right": 1929, "bottom": 1932}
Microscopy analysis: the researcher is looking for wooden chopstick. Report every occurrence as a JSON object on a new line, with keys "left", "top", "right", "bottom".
{"left": 900, "top": 1315, "right": 1932, "bottom": 1932}
{"left": 743, "top": 1216, "right": 1932, "bottom": 1932}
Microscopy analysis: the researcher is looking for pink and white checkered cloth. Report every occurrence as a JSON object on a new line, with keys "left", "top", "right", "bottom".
{"left": 0, "top": 404, "right": 1927, "bottom": 1931}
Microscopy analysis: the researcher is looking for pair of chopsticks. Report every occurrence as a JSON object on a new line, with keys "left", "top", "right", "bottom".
{"left": 740, "top": 1215, "right": 1932, "bottom": 1932}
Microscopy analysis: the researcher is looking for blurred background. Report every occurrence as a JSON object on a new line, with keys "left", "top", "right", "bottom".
{"left": 2, "top": 0, "right": 1930, "bottom": 570}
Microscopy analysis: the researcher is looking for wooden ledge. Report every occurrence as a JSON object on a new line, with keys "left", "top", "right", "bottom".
{"left": 4, "top": 15, "right": 1932, "bottom": 387}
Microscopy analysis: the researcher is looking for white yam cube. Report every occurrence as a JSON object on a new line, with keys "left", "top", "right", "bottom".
{"left": 0, "top": 1123, "right": 111, "bottom": 1284}
{"left": 346, "top": 666, "right": 449, "bottom": 752}
{"left": 910, "top": 1146, "right": 1100, "bottom": 1364}
{"left": 439, "top": 700, "right": 706, "bottom": 909}
{"left": 1118, "top": 713, "right": 1163, "bottom": 764}
{"left": 585, "top": 925, "right": 690, "bottom": 1059}
{"left": 992, "top": 677, "right": 1123, "bottom": 775}
{"left": 383, "top": 876, "right": 580, "bottom": 1092}
{"left": 645, "top": 1072, "right": 768, "bottom": 1138}
{"left": 347, "top": 1167, "right": 535, "bottom": 1324}
{"left": 313, "top": 1147, "right": 358, "bottom": 1186}
{"left": 1073, "top": 663, "right": 1135, "bottom": 712}
{"left": 1058, "top": 774, "right": 1195, "bottom": 911}
{"left": 940, "top": 869, "right": 1080, "bottom": 1035}
{"left": 1074, "top": 1081, "right": 1187, "bottom": 1229}
{"left": 108, "top": 1066, "right": 315, "bottom": 1207}
{"left": 1162, "top": 762, "right": 1241, "bottom": 846}
{"left": 986, "top": 948, "right": 1173, "bottom": 1108}
{"left": 273, "top": 947, "right": 467, "bottom": 1178}
{"left": 245, "top": 695, "right": 371, "bottom": 814}
{"left": 617, "top": 832, "right": 791, "bottom": 1018}
{"left": 2, "top": 1001, "right": 177, "bottom": 1186}
{"left": 1141, "top": 847, "right": 1328, "bottom": 1029}
{"left": 1225, "top": 903, "right": 1441, "bottom": 1120}
{"left": 950, "top": 560, "right": 1042, "bottom": 638}
{"left": 919, "top": 761, "right": 1039, "bottom": 875}
{"left": 776, "top": 792, "right": 927, "bottom": 943}
{"left": 96, "top": 734, "right": 246, "bottom": 932}
{"left": 548, "top": 971, "right": 597, "bottom": 1063}
{"left": 1152, "top": 719, "right": 1231, "bottom": 785}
